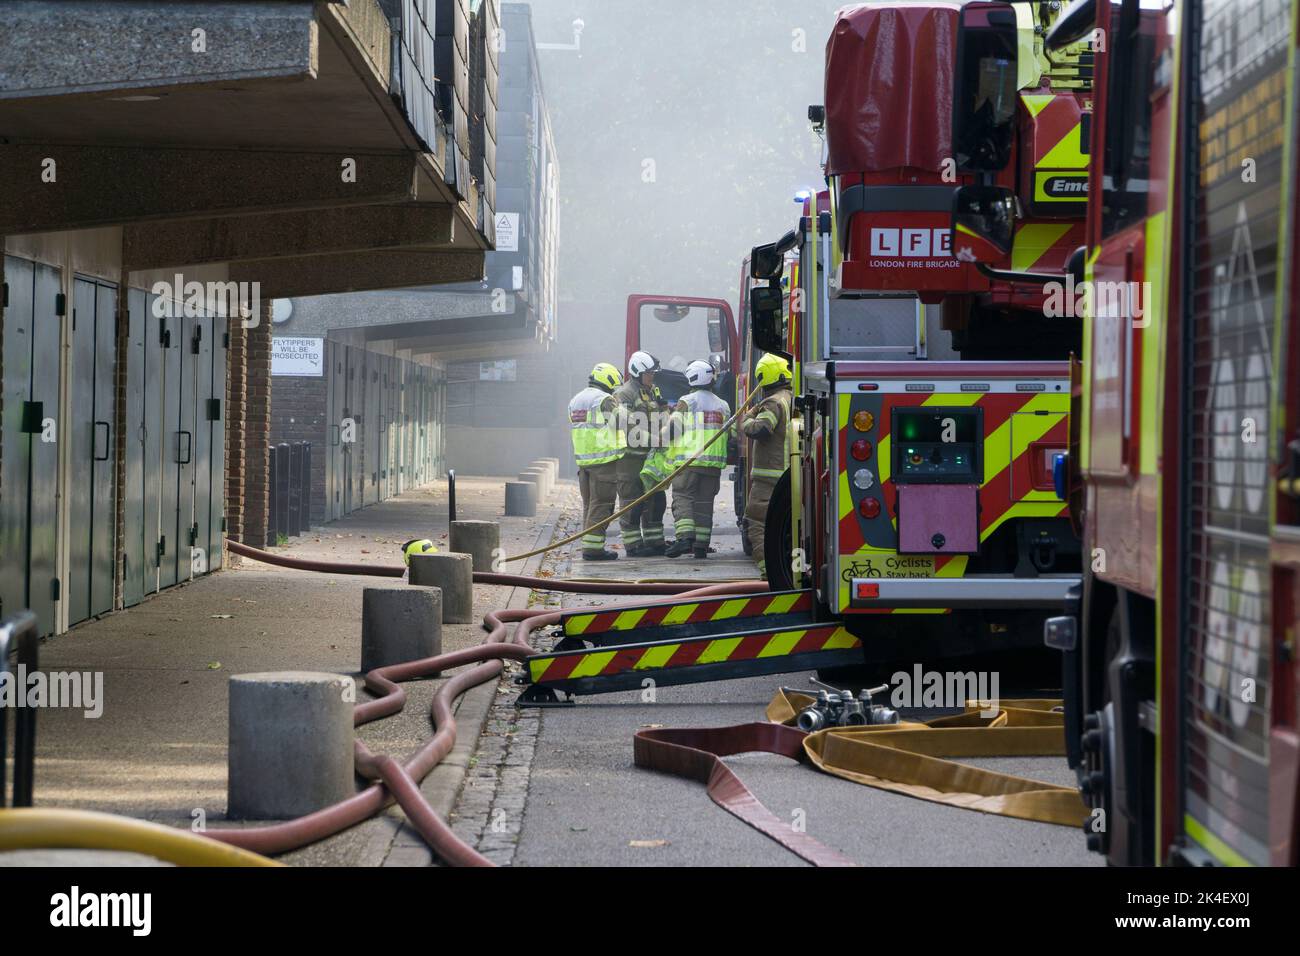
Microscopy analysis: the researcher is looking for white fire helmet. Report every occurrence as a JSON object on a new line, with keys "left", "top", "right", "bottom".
{"left": 684, "top": 360, "right": 716, "bottom": 387}
{"left": 627, "top": 350, "right": 660, "bottom": 378}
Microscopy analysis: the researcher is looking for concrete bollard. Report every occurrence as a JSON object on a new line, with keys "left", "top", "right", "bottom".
{"left": 361, "top": 586, "right": 442, "bottom": 673}
{"left": 531, "top": 459, "right": 558, "bottom": 489}
{"left": 228, "top": 672, "right": 354, "bottom": 820}
{"left": 450, "top": 519, "right": 501, "bottom": 574}
{"left": 540, "top": 457, "right": 563, "bottom": 484}
{"left": 518, "top": 468, "right": 547, "bottom": 501}
{"left": 409, "top": 552, "right": 474, "bottom": 623}
{"left": 505, "top": 480, "right": 538, "bottom": 517}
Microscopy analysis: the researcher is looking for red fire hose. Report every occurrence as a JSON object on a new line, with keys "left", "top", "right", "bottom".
{"left": 224, "top": 539, "right": 728, "bottom": 595}
{"left": 209, "top": 540, "right": 766, "bottom": 865}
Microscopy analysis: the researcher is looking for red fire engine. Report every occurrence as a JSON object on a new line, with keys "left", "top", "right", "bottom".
{"left": 954, "top": 0, "right": 1300, "bottom": 866}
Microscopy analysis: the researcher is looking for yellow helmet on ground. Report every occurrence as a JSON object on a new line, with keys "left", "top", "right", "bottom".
{"left": 402, "top": 539, "right": 437, "bottom": 566}
{"left": 754, "top": 353, "right": 792, "bottom": 389}
{"left": 589, "top": 362, "right": 623, "bottom": 391}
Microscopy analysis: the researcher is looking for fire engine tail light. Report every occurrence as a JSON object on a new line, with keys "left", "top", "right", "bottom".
{"left": 851, "top": 439, "right": 873, "bottom": 461}
{"left": 855, "top": 582, "right": 879, "bottom": 599}
{"left": 852, "top": 468, "right": 875, "bottom": 490}
{"left": 852, "top": 410, "right": 875, "bottom": 432}
{"left": 858, "top": 497, "right": 881, "bottom": 519}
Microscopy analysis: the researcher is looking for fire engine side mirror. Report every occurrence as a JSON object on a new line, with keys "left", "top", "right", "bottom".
{"left": 950, "top": 185, "right": 1016, "bottom": 261}
{"left": 952, "top": 1, "right": 1019, "bottom": 172}
{"left": 750, "top": 283, "right": 785, "bottom": 355}
{"left": 1066, "top": 245, "right": 1087, "bottom": 286}
{"left": 750, "top": 230, "right": 799, "bottom": 281}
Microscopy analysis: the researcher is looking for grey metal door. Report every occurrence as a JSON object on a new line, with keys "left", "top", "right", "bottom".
{"left": 365, "top": 355, "right": 379, "bottom": 506}
{"left": 143, "top": 299, "right": 164, "bottom": 595}
{"left": 159, "top": 314, "right": 181, "bottom": 589}
{"left": 90, "top": 283, "right": 116, "bottom": 618}
{"left": 176, "top": 315, "right": 199, "bottom": 581}
{"left": 1, "top": 258, "right": 60, "bottom": 633}
{"left": 28, "top": 263, "right": 61, "bottom": 631}
{"left": 123, "top": 289, "right": 147, "bottom": 607}
{"left": 0, "top": 257, "right": 34, "bottom": 623}
{"left": 208, "top": 318, "right": 227, "bottom": 570}
{"left": 189, "top": 315, "right": 213, "bottom": 577}
{"left": 68, "top": 277, "right": 116, "bottom": 624}
{"left": 67, "top": 279, "right": 96, "bottom": 624}
{"left": 346, "top": 345, "right": 362, "bottom": 514}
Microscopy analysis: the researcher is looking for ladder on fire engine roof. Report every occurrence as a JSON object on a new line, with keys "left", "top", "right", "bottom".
{"left": 805, "top": 210, "right": 928, "bottom": 361}
{"left": 514, "top": 590, "right": 865, "bottom": 705}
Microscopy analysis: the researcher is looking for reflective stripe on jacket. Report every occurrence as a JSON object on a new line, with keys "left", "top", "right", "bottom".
{"left": 665, "top": 389, "right": 730, "bottom": 470}
{"left": 640, "top": 447, "right": 671, "bottom": 485}
{"left": 569, "top": 386, "right": 626, "bottom": 467}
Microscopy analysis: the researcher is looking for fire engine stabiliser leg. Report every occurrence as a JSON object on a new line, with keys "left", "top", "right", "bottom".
{"left": 515, "top": 588, "right": 858, "bottom": 706}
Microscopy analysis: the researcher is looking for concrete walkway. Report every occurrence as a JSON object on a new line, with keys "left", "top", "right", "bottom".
{"left": 458, "top": 476, "right": 1101, "bottom": 867}
{"left": 4, "top": 475, "right": 560, "bottom": 867}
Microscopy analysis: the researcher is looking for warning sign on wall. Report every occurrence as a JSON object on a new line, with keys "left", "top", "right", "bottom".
{"left": 272, "top": 336, "right": 324, "bottom": 377}
{"left": 495, "top": 212, "right": 519, "bottom": 252}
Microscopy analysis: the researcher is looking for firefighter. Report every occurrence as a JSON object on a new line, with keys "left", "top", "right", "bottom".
{"left": 401, "top": 539, "right": 438, "bottom": 566}
{"left": 663, "top": 360, "right": 730, "bottom": 559}
{"left": 614, "top": 351, "right": 665, "bottom": 555}
{"left": 740, "top": 352, "right": 792, "bottom": 578}
{"left": 568, "top": 362, "right": 627, "bottom": 560}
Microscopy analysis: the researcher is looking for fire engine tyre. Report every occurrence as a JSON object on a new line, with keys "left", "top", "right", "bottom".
{"left": 763, "top": 470, "right": 794, "bottom": 592}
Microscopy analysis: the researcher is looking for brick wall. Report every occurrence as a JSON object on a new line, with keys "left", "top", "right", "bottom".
{"left": 242, "top": 303, "right": 273, "bottom": 548}
{"left": 270, "top": 373, "right": 328, "bottom": 523}
{"left": 225, "top": 318, "right": 247, "bottom": 555}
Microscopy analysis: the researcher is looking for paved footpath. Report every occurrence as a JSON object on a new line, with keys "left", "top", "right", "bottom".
{"left": 2, "top": 476, "right": 559, "bottom": 867}
{"left": 455, "top": 477, "right": 1102, "bottom": 867}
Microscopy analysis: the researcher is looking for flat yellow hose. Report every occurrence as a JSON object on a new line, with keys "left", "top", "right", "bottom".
{"left": 0, "top": 808, "right": 283, "bottom": 867}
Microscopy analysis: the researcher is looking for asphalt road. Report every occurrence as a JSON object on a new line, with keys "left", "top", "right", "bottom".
{"left": 511, "top": 478, "right": 1101, "bottom": 867}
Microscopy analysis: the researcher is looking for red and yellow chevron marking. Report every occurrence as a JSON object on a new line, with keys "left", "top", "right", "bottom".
{"left": 529, "top": 625, "right": 859, "bottom": 685}
{"left": 835, "top": 389, "right": 1070, "bottom": 612}
{"left": 1019, "top": 93, "right": 1088, "bottom": 170}
{"left": 562, "top": 591, "right": 811, "bottom": 637}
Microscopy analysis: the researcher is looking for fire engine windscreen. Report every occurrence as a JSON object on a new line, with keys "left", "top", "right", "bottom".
{"left": 639, "top": 303, "right": 732, "bottom": 404}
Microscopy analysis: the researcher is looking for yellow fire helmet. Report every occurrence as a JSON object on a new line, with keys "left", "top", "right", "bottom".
{"left": 589, "top": 362, "right": 623, "bottom": 391}
{"left": 754, "top": 352, "right": 792, "bottom": 389}
{"left": 401, "top": 538, "right": 437, "bottom": 566}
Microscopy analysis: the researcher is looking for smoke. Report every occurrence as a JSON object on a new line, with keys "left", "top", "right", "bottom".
{"left": 524, "top": 0, "right": 850, "bottom": 356}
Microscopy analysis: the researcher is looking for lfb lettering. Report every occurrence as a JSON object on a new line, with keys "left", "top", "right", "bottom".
{"left": 869, "top": 228, "right": 952, "bottom": 258}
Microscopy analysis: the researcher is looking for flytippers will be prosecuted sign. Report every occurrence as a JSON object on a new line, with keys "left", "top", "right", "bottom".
{"left": 271, "top": 337, "right": 324, "bottom": 377}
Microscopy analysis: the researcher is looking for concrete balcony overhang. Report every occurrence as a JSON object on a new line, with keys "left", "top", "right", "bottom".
{"left": 279, "top": 285, "right": 551, "bottom": 361}
{"left": 0, "top": 0, "right": 489, "bottom": 294}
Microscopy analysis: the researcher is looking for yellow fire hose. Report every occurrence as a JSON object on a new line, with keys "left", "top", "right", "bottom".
{"left": 767, "top": 690, "right": 1088, "bottom": 827}
{"left": 501, "top": 387, "right": 763, "bottom": 564}
{"left": 0, "top": 808, "right": 282, "bottom": 866}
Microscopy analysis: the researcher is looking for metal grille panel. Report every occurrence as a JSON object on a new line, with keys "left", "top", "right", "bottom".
{"left": 1181, "top": 0, "right": 1289, "bottom": 865}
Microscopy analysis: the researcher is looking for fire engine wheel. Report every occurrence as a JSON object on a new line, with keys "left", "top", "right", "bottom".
{"left": 763, "top": 471, "right": 794, "bottom": 592}
{"left": 1079, "top": 607, "right": 1121, "bottom": 859}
